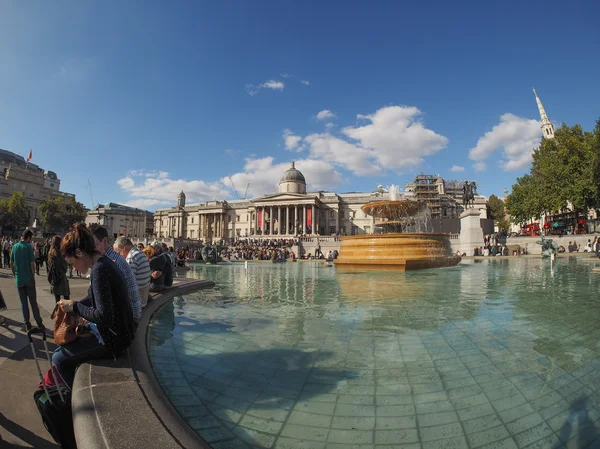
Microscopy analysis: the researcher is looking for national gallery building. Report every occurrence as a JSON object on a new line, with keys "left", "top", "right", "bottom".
{"left": 152, "top": 162, "right": 487, "bottom": 242}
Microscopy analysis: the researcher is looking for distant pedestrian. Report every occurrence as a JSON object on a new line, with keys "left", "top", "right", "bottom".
{"left": 10, "top": 229, "right": 43, "bottom": 331}
{"left": 2, "top": 237, "right": 10, "bottom": 268}
{"left": 47, "top": 235, "right": 70, "bottom": 303}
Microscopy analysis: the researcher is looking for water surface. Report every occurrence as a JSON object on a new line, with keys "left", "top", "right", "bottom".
{"left": 149, "top": 258, "right": 600, "bottom": 449}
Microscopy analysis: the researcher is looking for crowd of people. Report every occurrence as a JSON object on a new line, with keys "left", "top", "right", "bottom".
{"left": 0, "top": 223, "right": 183, "bottom": 391}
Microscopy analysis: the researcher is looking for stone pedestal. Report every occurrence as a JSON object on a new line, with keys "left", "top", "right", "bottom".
{"left": 457, "top": 209, "right": 484, "bottom": 256}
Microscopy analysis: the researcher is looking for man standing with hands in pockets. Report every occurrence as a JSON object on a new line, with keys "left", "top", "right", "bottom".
{"left": 11, "top": 229, "right": 43, "bottom": 331}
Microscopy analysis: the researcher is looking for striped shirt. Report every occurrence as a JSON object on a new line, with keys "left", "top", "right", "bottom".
{"left": 126, "top": 248, "right": 151, "bottom": 289}
{"left": 105, "top": 247, "right": 142, "bottom": 321}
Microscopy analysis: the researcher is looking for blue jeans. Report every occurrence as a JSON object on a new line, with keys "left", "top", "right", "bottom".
{"left": 52, "top": 337, "right": 111, "bottom": 388}
{"left": 17, "top": 281, "right": 42, "bottom": 326}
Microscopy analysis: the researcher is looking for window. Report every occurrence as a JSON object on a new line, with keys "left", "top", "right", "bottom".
{"left": 330, "top": 226, "right": 336, "bottom": 234}
{"left": 190, "top": 230, "right": 194, "bottom": 238}
{"left": 236, "top": 215, "right": 240, "bottom": 222}
{"left": 191, "top": 217, "right": 194, "bottom": 224}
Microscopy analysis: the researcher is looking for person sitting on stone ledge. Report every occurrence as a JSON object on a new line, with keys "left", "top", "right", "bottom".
{"left": 53, "top": 223, "right": 134, "bottom": 389}
{"left": 114, "top": 237, "right": 151, "bottom": 309}
{"left": 149, "top": 244, "right": 166, "bottom": 292}
{"left": 159, "top": 244, "right": 174, "bottom": 287}
{"left": 88, "top": 224, "right": 142, "bottom": 331}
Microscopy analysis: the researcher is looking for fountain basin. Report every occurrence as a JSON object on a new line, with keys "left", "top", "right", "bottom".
{"left": 334, "top": 233, "right": 461, "bottom": 271}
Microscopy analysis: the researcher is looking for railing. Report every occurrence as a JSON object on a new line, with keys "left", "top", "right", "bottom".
{"left": 298, "top": 236, "right": 341, "bottom": 243}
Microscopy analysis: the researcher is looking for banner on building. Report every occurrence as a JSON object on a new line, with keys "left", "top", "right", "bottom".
{"left": 307, "top": 208, "right": 312, "bottom": 227}
{"left": 258, "top": 210, "right": 262, "bottom": 227}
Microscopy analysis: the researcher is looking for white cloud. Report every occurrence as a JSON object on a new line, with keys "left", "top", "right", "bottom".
{"left": 473, "top": 161, "right": 487, "bottom": 172}
{"left": 316, "top": 110, "right": 336, "bottom": 121}
{"left": 341, "top": 106, "right": 448, "bottom": 172}
{"left": 127, "top": 169, "right": 169, "bottom": 179}
{"left": 469, "top": 113, "right": 541, "bottom": 171}
{"left": 280, "top": 73, "right": 292, "bottom": 78}
{"left": 262, "top": 80, "right": 284, "bottom": 90}
{"left": 325, "top": 122, "right": 335, "bottom": 130}
{"left": 304, "top": 133, "right": 381, "bottom": 176}
{"left": 117, "top": 177, "right": 135, "bottom": 189}
{"left": 245, "top": 79, "right": 285, "bottom": 95}
{"left": 227, "top": 157, "right": 342, "bottom": 197}
{"left": 117, "top": 172, "right": 229, "bottom": 207}
{"left": 300, "top": 80, "right": 310, "bottom": 85}
{"left": 117, "top": 158, "right": 343, "bottom": 208}
{"left": 125, "top": 198, "right": 169, "bottom": 209}
{"left": 450, "top": 165, "right": 465, "bottom": 172}
{"left": 283, "top": 129, "right": 303, "bottom": 151}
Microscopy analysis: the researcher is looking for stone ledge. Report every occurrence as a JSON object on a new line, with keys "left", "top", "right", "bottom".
{"left": 72, "top": 279, "right": 215, "bottom": 449}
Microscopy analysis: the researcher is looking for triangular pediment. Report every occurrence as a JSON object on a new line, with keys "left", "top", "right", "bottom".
{"left": 253, "top": 193, "right": 314, "bottom": 202}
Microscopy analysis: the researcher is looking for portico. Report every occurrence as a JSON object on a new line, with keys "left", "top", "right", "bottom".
{"left": 252, "top": 198, "right": 320, "bottom": 236}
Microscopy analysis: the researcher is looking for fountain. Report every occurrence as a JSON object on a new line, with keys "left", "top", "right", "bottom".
{"left": 334, "top": 185, "right": 461, "bottom": 271}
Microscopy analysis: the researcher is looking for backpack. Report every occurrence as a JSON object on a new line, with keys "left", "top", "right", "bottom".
{"left": 47, "top": 261, "right": 60, "bottom": 286}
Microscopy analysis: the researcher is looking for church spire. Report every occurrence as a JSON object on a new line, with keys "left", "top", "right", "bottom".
{"left": 533, "top": 88, "right": 554, "bottom": 139}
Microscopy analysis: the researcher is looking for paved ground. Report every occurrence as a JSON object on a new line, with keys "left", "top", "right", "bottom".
{"left": 0, "top": 266, "right": 90, "bottom": 448}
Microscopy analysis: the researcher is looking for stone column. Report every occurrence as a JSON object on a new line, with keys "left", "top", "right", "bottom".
{"left": 254, "top": 208, "right": 258, "bottom": 235}
{"left": 295, "top": 205, "right": 299, "bottom": 235}
{"left": 335, "top": 209, "right": 339, "bottom": 235}
{"left": 311, "top": 205, "right": 315, "bottom": 235}
{"left": 286, "top": 206, "right": 289, "bottom": 235}
{"left": 277, "top": 207, "right": 281, "bottom": 235}
{"left": 270, "top": 206, "right": 274, "bottom": 236}
{"left": 302, "top": 205, "right": 306, "bottom": 235}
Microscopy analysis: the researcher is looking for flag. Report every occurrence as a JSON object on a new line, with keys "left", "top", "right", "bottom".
{"left": 26, "top": 149, "right": 32, "bottom": 162}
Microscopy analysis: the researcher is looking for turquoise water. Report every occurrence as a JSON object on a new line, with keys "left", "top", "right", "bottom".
{"left": 148, "top": 259, "right": 600, "bottom": 449}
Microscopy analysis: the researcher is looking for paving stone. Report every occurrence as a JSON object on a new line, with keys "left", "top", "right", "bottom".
{"left": 420, "top": 422, "right": 465, "bottom": 442}
{"left": 467, "top": 425, "right": 511, "bottom": 448}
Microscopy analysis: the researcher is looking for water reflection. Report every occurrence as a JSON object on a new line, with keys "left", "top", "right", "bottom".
{"left": 150, "top": 259, "right": 600, "bottom": 449}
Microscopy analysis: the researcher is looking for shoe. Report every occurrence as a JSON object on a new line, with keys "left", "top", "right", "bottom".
{"left": 25, "top": 323, "right": 33, "bottom": 332}
{"left": 36, "top": 322, "right": 44, "bottom": 330}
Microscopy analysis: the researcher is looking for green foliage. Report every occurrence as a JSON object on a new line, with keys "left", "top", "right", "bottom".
{"left": 38, "top": 197, "right": 65, "bottom": 233}
{"left": 38, "top": 196, "right": 87, "bottom": 234}
{"left": 506, "top": 121, "right": 600, "bottom": 224}
{"left": 7, "top": 191, "right": 30, "bottom": 230}
{"left": 64, "top": 198, "right": 86, "bottom": 226}
{"left": 487, "top": 195, "right": 510, "bottom": 231}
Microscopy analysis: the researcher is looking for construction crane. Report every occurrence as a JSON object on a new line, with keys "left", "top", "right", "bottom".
{"left": 88, "top": 179, "right": 97, "bottom": 209}
{"left": 228, "top": 177, "right": 240, "bottom": 199}
{"left": 243, "top": 183, "right": 250, "bottom": 199}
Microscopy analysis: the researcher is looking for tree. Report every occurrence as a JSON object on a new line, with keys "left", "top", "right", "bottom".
{"left": 8, "top": 192, "right": 30, "bottom": 231}
{"left": 38, "top": 197, "right": 65, "bottom": 234}
{"left": 487, "top": 195, "right": 510, "bottom": 231}
{"left": 506, "top": 121, "right": 600, "bottom": 226}
{"left": 0, "top": 200, "right": 10, "bottom": 230}
{"left": 39, "top": 196, "right": 87, "bottom": 234}
{"left": 64, "top": 198, "right": 87, "bottom": 227}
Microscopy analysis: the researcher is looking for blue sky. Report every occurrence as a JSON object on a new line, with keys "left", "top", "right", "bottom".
{"left": 1, "top": 1, "right": 598, "bottom": 210}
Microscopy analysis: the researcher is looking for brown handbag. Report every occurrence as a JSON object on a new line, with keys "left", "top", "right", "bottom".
{"left": 51, "top": 304, "right": 81, "bottom": 346}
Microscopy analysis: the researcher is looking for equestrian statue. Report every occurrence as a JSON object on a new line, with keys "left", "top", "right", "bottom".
{"left": 462, "top": 181, "right": 477, "bottom": 209}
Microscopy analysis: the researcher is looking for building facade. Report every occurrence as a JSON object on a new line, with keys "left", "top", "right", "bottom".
{"left": 86, "top": 203, "right": 154, "bottom": 238}
{"left": 153, "top": 163, "right": 487, "bottom": 242}
{"left": 0, "top": 149, "right": 77, "bottom": 223}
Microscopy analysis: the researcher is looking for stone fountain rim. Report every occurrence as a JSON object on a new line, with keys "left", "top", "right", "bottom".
{"left": 360, "top": 200, "right": 428, "bottom": 219}
{"left": 339, "top": 233, "right": 451, "bottom": 240}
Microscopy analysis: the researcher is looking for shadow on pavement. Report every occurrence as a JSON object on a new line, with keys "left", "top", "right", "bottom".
{"left": 0, "top": 413, "right": 58, "bottom": 449}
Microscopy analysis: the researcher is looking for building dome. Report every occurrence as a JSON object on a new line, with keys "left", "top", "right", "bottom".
{"left": 280, "top": 161, "right": 306, "bottom": 184}
{"left": 279, "top": 161, "right": 307, "bottom": 194}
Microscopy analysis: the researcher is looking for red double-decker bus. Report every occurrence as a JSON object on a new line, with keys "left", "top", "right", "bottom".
{"left": 544, "top": 211, "right": 587, "bottom": 235}
{"left": 521, "top": 222, "right": 541, "bottom": 236}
